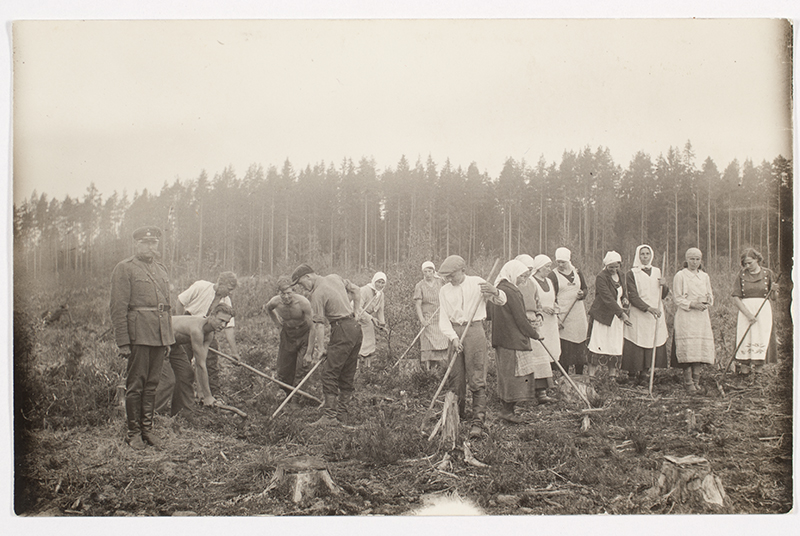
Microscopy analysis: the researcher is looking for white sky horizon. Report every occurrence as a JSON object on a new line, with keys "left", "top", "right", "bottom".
{"left": 11, "top": 17, "right": 793, "bottom": 205}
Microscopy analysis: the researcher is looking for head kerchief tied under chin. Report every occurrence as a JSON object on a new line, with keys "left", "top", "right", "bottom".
{"left": 685, "top": 247, "right": 702, "bottom": 259}
{"left": 369, "top": 271, "right": 387, "bottom": 291}
{"left": 421, "top": 261, "right": 436, "bottom": 272}
{"left": 438, "top": 255, "right": 466, "bottom": 277}
{"left": 531, "top": 254, "right": 552, "bottom": 274}
{"left": 514, "top": 254, "right": 535, "bottom": 269}
{"left": 603, "top": 251, "right": 622, "bottom": 267}
{"left": 494, "top": 259, "right": 530, "bottom": 287}
{"left": 290, "top": 263, "right": 315, "bottom": 286}
{"left": 633, "top": 244, "right": 653, "bottom": 269}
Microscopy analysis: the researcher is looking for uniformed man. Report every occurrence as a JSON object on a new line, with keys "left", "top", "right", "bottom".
{"left": 110, "top": 226, "right": 175, "bottom": 450}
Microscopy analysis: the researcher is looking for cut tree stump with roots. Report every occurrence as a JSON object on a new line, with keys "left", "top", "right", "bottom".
{"left": 557, "top": 374, "right": 598, "bottom": 406}
{"left": 264, "top": 455, "right": 340, "bottom": 503}
{"left": 646, "top": 455, "right": 727, "bottom": 508}
{"left": 427, "top": 391, "right": 459, "bottom": 449}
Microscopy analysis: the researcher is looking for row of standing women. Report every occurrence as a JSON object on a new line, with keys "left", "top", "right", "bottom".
{"left": 408, "top": 245, "right": 776, "bottom": 417}
{"left": 359, "top": 244, "right": 776, "bottom": 425}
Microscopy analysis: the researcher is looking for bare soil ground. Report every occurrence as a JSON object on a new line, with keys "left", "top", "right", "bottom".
{"left": 16, "top": 346, "right": 793, "bottom": 517}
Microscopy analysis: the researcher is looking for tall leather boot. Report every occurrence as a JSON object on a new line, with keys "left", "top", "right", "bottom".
{"left": 312, "top": 394, "right": 339, "bottom": 426}
{"left": 125, "top": 398, "right": 145, "bottom": 450}
{"left": 682, "top": 367, "right": 697, "bottom": 393}
{"left": 337, "top": 390, "right": 353, "bottom": 424}
{"left": 469, "top": 389, "right": 487, "bottom": 438}
{"left": 140, "top": 391, "right": 162, "bottom": 449}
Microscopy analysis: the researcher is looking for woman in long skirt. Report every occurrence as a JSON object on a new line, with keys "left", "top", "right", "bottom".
{"left": 515, "top": 254, "right": 554, "bottom": 403}
{"left": 413, "top": 261, "right": 449, "bottom": 370}
{"left": 358, "top": 271, "right": 386, "bottom": 368}
{"left": 621, "top": 244, "right": 669, "bottom": 385}
{"left": 671, "top": 248, "right": 715, "bottom": 393}
{"left": 587, "top": 251, "right": 632, "bottom": 377}
{"left": 548, "top": 247, "right": 589, "bottom": 375}
{"left": 731, "top": 247, "right": 777, "bottom": 382}
{"left": 490, "top": 260, "right": 541, "bottom": 423}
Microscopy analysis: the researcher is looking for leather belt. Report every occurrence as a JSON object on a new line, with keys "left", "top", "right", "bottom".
{"left": 453, "top": 319, "right": 483, "bottom": 327}
{"left": 130, "top": 304, "right": 171, "bottom": 312}
{"left": 330, "top": 314, "right": 355, "bottom": 326}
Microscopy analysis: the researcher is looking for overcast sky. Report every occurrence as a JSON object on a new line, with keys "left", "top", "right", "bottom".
{"left": 11, "top": 17, "right": 793, "bottom": 205}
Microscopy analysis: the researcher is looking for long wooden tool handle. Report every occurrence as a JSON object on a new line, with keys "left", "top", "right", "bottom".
{"left": 271, "top": 356, "right": 327, "bottom": 419}
{"left": 722, "top": 272, "right": 781, "bottom": 377}
{"left": 420, "top": 259, "right": 501, "bottom": 431}
{"left": 391, "top": 306, "right": 440, "bottom": 369}
{"left": 209, "top": 347, "right": 322, "bottom": 405}
{"left": 538, "top": 338, "right": 592, "bottom": 409}
{"left": 648, "top": 253, "right": 667, "bottom": 396}
{"left": 216, "top": 403, "right": 248, "bottom": 418}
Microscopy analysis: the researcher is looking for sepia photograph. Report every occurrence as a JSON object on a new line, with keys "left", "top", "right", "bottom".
{"left": 3, "top": 1, "right": 797, "bottom": 533}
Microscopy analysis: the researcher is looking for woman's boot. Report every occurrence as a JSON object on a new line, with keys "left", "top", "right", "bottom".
{"left": 683, "top": 367, "right": 697, "bottom": 393}
{"left": 499, "top": 400, "right": 523, "bottom": 423}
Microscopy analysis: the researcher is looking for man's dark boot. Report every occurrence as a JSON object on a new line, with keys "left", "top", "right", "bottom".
{"left": 140, "top": 392, "right": 162, "bottom": 449}
{"left": 125, "top": 397, "right": 145, "bottom": 450}
{"left": 337, "top": 390, "right": 354, "bottom": 424}
{"left": 312, "top": 394, "right": 339, "bottom": 426}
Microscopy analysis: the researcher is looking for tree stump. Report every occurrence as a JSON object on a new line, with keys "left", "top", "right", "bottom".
{"left": 427, "top": 391, "right": 459, "bottom": 449}
{"left": 265, "top": 455, "right": 340, "bottom": 504}
{"left": 647, "top": 455, "right": 726, "bottom": 507}
{"left": 557, "top": 374, "right": 597, "bottom": 406}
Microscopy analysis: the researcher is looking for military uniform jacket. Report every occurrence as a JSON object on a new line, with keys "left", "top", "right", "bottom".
{"left": 110, "top": 256, "right": 175, "bottom": 347}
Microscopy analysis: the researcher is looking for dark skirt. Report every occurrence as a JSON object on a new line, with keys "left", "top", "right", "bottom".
{"left": 560, "top": 339, "right": 587, "bottom": 372}
{"left": 495, "top": 347, "right": 538, "bottom": 402}
{"left": 621, "top": 339, "right": 668, "bottom": 374}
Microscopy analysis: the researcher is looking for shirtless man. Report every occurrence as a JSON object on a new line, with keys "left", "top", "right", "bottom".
{"left": 265, "top": 276, "right": 314, "bottom": 401}
{"left": 156, "top": 303, "right": 234, "bottom": 414}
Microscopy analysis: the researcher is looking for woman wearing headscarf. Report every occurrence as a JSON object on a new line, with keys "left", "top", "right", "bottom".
{"left": 547, "top": 247, "right": 589, "bottom": 375}
{"left": 358, "top": 272, "right": 387, "bottom": 368}
{"left": 671, "top": 248, "right": 715, "bottom": 393}
{"left": 413, "top": 261, "right": 449, "bottom": 370}
{"left": 490, "top": 259, "right": 541, "bottom": 423}
{"left": 731, "top": 247, "right": 777, "bottom": 383}
{"left": 621, "top": 245, "right": 669, "bottom": 385}
{"left": 516, "top": 254, "right": 559, "bottom": 403}
{"left": 587, "top": 251, "right": 632, "bottom": 377}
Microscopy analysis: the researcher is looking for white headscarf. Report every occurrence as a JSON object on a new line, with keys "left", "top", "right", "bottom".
{"left": 515, "top": 254, "right": 535, "bottom": 270}
{"left": 632, "top": 244, "right": 654, "bottom": 270}
{"left": 603, "top": 251, "right": 622, "bottom": 267}
{"left": 554, "top": 247, "right": 575, "bottom": 273}
{"left": 368, "top": 272, "right": 387, "bottom": 293}
{"left": 494, "top": 259, "right": 530, "bottom": 287}
{"left": 532, "top": 254, "right": 552, "bottom": 274}
{"left": 421, "top": 261, "right": 436, "bottom": 272}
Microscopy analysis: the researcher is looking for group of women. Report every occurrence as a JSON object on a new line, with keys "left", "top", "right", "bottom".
{"left": 361, "top": 244, "right": 777, "bottom": 422}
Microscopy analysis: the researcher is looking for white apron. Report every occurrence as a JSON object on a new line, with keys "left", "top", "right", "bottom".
{"left": 624, "top": 267, "right": 668, "bottom": 348}
{"left": 554, "top": 270, "right": 588, "bottom": 343}
{"left": 734, "top": 298, "right": 773, "bottom": 362}
{"left": 588, "top": 284, "right": 624, "bottom": 356}
{"left": 531, "top": 277, "right": 561, "bottom": 361}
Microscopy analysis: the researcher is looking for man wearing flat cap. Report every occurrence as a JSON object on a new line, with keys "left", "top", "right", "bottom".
{"left": 437, "top": 255, "right": 506, "bottom": 438}
{"left": 291, "top": 263, "right": 362, "bottom": 426}
{"left": 110, "top": 226, "right": 175, "bottom": 450}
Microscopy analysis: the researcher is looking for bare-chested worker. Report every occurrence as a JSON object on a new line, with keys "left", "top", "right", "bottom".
{"left": 156, "top": 303, "right": 234, "bottom": 415}
{"left": 265, "top": 276, "right": 314, "bottom": 405}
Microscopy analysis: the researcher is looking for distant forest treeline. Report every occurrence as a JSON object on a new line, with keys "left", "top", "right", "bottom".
{"left": 13, "top": 142, "right": 793, "bottom": 282}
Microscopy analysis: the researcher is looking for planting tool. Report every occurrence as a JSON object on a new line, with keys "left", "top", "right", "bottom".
{"left": 420, "top": 259, "right": 501, "bottom": 433}
{"left": 209, "top": 347, "right": 322, "bottom": 405}
{"left": 719, "top": 271, "right": 781, "bottom": 385}
{"left": 390, "top": 306, "right": 439, "bottom": 369}
{"left": 271, "top": 356, "right": 327, "bottom": 419}
{"left": 648, "top": 253, "right": 667, "bottom": 397}
{"left": 536, "top": 338, "right": 593, "bottom": 409}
